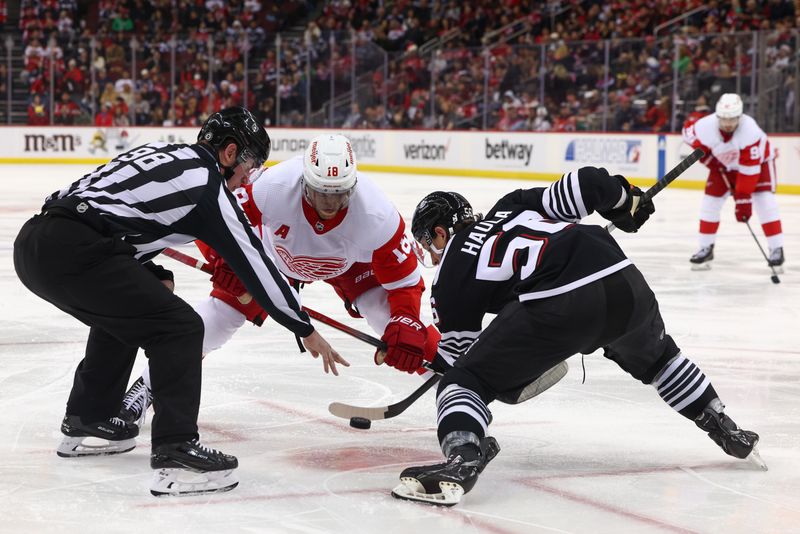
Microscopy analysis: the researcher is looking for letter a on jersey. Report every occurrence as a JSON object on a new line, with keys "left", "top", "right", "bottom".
{"left": 274, "top": 224, "right": 290, "bottom": 239}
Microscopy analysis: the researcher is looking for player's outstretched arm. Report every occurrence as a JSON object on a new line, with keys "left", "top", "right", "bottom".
{"left": 302, "top": 330, "right": 350, "bottom": 376}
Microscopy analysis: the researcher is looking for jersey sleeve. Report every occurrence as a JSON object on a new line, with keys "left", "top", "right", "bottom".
{"left": 191, "top": 180, "right": 313, "bottom": 338}
{"left": 513, "top": 166, "right": 627, "bottom": 222}
{"left": 683, "top": 120, "right": 717, "bottom": 169}
{"left": 237, "top": 183, "right": 264, "bottom": 227}
{"left": 371, "top": 217, "right": 424, "bottom": 317}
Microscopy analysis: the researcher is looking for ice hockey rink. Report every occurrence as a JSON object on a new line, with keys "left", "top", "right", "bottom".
{"left": 1, "top": 163, "right": 799, "bottom": 534}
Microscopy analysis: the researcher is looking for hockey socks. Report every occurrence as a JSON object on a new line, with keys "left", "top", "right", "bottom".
{"left": 435, "top": 383, "right": 492, "bottom": 443}
{"left": 652, "top": 353, "right": 717, "bottom": 419}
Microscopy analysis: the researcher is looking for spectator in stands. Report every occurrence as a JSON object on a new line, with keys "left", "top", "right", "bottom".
{"left": 27, "top": 94, "right": 49, "bottom": 126}
{"left": 613, "top": 95, "right": 639, "bottom": 131}
{"left": 99, "top": 82, "right": 119, "bottom": 111}
{"left": 643, "top": 98, "right": 670, "bottom": 132}
{"left": 342, "top": 102, "right": 365, "bottom": 128}
{"left": 95, "top": 101, "right": 114, "bottom": 126}
{"left": 132, "top": 93, "right": 151, "bottom": 125}
{"left": 54, "top": 92, "right": 80, "bottom": 125}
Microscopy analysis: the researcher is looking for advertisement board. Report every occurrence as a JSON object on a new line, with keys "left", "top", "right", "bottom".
{"left": 1, "top": 127, "right": 798, "bottom": 193}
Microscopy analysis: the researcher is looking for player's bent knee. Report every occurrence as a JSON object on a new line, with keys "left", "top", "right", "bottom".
{"left": 641, "top": 334, "right": 681, "bottom": 385}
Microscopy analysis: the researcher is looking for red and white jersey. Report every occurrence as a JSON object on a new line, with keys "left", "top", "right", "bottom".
{"left": 237, "top": 155, "right": 421, "bottom": 290}
{"left": 683, "top": 113, "right": 774, "bottom": 177}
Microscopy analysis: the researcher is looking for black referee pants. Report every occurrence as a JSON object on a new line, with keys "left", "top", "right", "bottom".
{"left": 14, "top": 213, "right": 203, "bottom": 446}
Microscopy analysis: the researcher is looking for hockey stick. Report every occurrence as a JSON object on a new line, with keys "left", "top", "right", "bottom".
{"left": 163, "top": 247, "right": 213, "bottom": 274}
{"left": 718, "top": 174, "right": 781, "bottom": 284}
{"left": 329, "top": 359, "right": 570, "bottom": 420}
{"left": 161, "top": 247, "right": 393, "bottom": 344}
{"left": 328, "top": 373, "right": 441, "bottom": 421}
{"left": 745, "top": 221, "right": 781, "bottom": 284}
{"left": 606, "top": 147, "right": 706, "bottom": 232}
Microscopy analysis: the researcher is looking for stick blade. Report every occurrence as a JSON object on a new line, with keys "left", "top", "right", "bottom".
{"left": 328, "top": 402, "right": 388, "bottom": 421}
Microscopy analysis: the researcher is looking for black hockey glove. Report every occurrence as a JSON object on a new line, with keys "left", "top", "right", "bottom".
{"left": 144, "top": 261, "right": 174, "bottom": 282}
{"left": 600, "top": 175, "right": 655, "bottom": 233}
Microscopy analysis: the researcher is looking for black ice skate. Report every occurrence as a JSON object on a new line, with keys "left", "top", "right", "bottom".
{"left": 391, "top": 436, "right": 500, "bottom": 506}
{"left": 690, "top": 244, "right": 714, "bottom": 270}
{"left": 57, "top": 415, "right": 139, "bottom": 457}
{"left": 695, "top": 403, "right": 766, "bottom": 470}
{"left": 150, "top": 439, "right": 239, "bottom": 497}
{"left": 118, "top": 376, "right": 152, "bottom": 426}
{"left": 768, "top": 247, "right": 785, "bottom": 273}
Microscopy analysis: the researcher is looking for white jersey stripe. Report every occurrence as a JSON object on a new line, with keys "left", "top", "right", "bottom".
{"left": 518, "top": 259, "right": 632, "bottom": 301}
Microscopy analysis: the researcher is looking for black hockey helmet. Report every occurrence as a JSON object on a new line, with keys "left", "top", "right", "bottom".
{"left": 198, "top": 106, "right": 270, "bottom": 169}
{"left": 411, "top": 191, "right": 476, "bottom": 246}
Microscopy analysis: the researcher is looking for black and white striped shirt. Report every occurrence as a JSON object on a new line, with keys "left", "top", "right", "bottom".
{"left": 430, "top": 166, "right": 631, "bottom": 364}
{"left": 45, "top": 141, "right": 313, "bottom": 337}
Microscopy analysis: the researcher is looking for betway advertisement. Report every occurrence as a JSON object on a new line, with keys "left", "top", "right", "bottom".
{"left": 1, "top": 127, "right": 798, "bottom": 192}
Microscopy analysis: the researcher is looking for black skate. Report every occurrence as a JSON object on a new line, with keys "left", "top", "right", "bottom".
{"left": 768, "top": 247, "right": 784, "bottom": 273}
{"left": 695, "top": 407, "right": 767, "bottom": 470}
{"left": 690, "top": 244, "right": 714, "bottom": 271}
{"left": 391, "top": 437, "right": 500, "bottom": 506}
{"left": 150, "top": 439, "right": 239, "bottom": 497}
{"left": 118, "top": 376, "right": 152, "bottom": 426}
{"left": 57, "top": 415, "right": 139, "bottom": 457}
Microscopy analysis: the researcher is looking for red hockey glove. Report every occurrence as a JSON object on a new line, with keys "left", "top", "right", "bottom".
{"left": 379, "top": 315, "right": 427, "bottom": 373}
{"left": 734, "top": 191, "right": 752, "bottom": 222}
{"left": 210, "top": 258, "right": 247, "bottom": 296}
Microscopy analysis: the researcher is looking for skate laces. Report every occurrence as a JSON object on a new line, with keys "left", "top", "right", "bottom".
{"left": 109, "top": 417, "right": 128, "bottom": 427}
{"left": 123, "top": 380, "right": 151, "bottom": 412}
{"left": 190, "top": 439, "right": 220, "bottom": 456}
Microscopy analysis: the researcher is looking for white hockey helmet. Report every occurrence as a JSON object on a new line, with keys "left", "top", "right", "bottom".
{"left": 715, "top": 93, "right": 743, "bottom": 119}
{"left": 302, "top": 134, "right": 357, "bottom": 195}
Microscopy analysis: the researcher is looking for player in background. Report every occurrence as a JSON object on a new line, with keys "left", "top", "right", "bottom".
{"left": 391, "top": 169, "right": 763, "bottom": 506}
{"left": 14, "top": 107, "right": 345, "bottom": 497}
{"left": 682, "top": 93, "right": 785, "bottom": 270}
{"left": 120, "top": 134, "right": 440, "bottom": 425}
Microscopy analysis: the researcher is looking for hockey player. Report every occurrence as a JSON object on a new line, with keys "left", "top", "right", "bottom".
{"left": 683, "top": 93, "right": 785, "bottom": 270}
{"left": 14, "top": 107, "right": 346, "bottom": 497}
{"left": 392, "top": 168, "right": 764, "bottom": 506}
{"left": 119, "top": 133, "right": 439, "bottom": 425}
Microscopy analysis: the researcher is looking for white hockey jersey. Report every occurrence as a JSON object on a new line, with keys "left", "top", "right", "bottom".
{"left": 683, "top": 113, "right": 773, "bottom": 177}
{"left": 238, "top": 155, "right": 421, "bottom": 292}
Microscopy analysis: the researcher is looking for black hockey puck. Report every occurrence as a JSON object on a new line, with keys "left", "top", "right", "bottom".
{"left": 349, "top": 416, "right": 371, "bottom": 429}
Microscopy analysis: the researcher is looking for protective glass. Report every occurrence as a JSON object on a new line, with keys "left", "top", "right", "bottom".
{"left": 304, "top": 185, "right": 353, "bottom": 216}
{"left": 237, "top": 147, "right": 266, "bottom": 172}
{"left": 413, "top": 235, "right": 442, "bottom": 268}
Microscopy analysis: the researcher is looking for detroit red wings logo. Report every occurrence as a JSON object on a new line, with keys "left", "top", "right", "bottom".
{"left": 274, "top": 245, "right": 348, "bottom": 280}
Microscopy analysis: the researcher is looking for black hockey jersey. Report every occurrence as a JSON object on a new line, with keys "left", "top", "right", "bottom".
{"left": 432, "top": 167, "right": 633, "bottom": 364}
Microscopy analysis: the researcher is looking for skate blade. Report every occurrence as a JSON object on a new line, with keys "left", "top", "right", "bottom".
{"left": 746, "top": 445, "right": 768, "bottom": 471}
{"left": 150, "top": 468, "right": 239, "bottom": 497}
{"left": 390, "top": 478, "right": 463, "bottom": 506}
{"left": 690, "top": 262, "right": 712, "bottom": 271}
{"left": 57, "top": 436, "right": 136, "bottom": 457}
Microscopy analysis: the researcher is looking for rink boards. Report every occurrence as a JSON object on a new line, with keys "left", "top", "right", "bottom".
{"left": 1, "top": 126, "right": 799, "bottom": 193}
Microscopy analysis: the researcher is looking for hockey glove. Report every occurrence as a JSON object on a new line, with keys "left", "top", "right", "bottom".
{"left": 734, "top": 191, "right": 752, "bottom": 222}
{"left": 733, "top": 173, "right": 757, "bottom": 223}
{"left": 210, "top": 258, "right": 248, "bottom": 296}
{"left": 379, "top": 315, "right": 427, "bottom": 373}
{"left": 601, "top": 175, "right": 655, "bottom": 233}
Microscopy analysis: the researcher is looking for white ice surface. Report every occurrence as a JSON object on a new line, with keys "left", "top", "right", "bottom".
{"left": 1, "top": 164, "right": 799, "bottom": 534}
